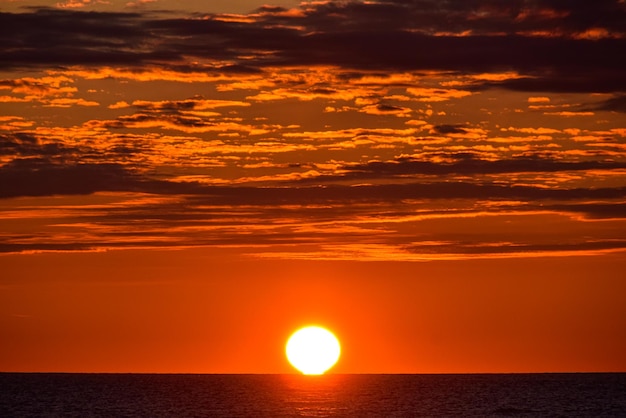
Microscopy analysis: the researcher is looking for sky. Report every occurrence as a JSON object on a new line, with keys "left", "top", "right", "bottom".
{"left": 1, "top": 0, "right": 625, "bottom": 373}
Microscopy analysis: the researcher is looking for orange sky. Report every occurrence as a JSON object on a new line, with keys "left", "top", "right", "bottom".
{"left": 1, "top": 0, "right": 625, "bottom": 373}
{"left": 2, "top": 249, "right": 625, "bottom": 373}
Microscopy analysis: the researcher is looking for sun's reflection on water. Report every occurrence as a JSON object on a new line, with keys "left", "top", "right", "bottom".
{"left": 280, "top": 374, "right": 348, "bottom": 417}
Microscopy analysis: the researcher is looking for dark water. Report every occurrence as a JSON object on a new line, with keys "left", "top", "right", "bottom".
{"left": 1, "top": 373, "right": 625, "bottom": 417}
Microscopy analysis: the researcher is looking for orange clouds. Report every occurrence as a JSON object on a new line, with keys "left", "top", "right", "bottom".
{"left": 407, "top": 87, "right": 473, "bottom": 102}
{"left": 2, "top": 189, "right": 625, "bottom": 261}
{"left": 1, "top": 2, "right": 625, "bottom": 262}
{"left": 56, "top": 0, "right": 109, "bottom": 9}
{"left": 43, "top": 98, "right": 99, "bottom": 107}
{"left": 528, "top": 96, "right": 551, "bottom": 103}
{"left": 544, "top": 111, "right": 595, "bottom": 117}
{"left": 0, "top": 75, "right": 98, "bottom": 107}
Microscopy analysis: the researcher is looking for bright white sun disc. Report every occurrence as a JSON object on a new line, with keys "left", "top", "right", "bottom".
{"left": 286, "top": 326, "right": 341, "bottom": 375}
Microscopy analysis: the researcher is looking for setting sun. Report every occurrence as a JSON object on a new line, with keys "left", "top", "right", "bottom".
{"left": 286, "top": 326, "right": 341, "bottom": 375}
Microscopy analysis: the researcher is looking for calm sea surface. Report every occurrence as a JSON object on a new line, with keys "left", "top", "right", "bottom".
{"left": 1, "top": 373, "right": 625, "bottom": 417}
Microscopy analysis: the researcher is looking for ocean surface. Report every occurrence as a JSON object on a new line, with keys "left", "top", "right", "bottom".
{"left": 1, "top": 373, "right": 625, "bottom": 417}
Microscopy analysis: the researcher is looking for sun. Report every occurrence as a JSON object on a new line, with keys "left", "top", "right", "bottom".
{"left": 286, "top": 326, "right": 341, "bottom": 375}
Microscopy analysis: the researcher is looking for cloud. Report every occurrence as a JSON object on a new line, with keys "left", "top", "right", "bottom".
{"left": 432, "top": 124, "right": 468, "bottom": 135}
{"left": 125, "top": 0, "right": 156, "bottom": 8}
{"left": 1, "top": 179, "right": 625, "bottom": 256}
{"left": 3, "top": 152, "right": 625, "bottom": 202}
{"left": 0, "top": 159, "right": 149, "bottom": 198}
{"left": 477, "top": 71, "right": 625, "bottom": 93}
{"left": 128, "top": 97, "right": 251, "bottom": 111}
{"left": 1, "top": 1, "right": 625, "bottom": 260}
{"left": 0, "top": 75, "right": 100, "bottom": 107}
{"left": 340, "top": 157, "right": 626, "bottom": 178}
{"left": 407, "top": 87, "right": 473, "bottom": 102}
{"left": 502, "top": 127, "right": 561, "bottom": 135}
{"left": 0, "top": 76, "right": 76, "bottom": 97}
{"left": 56, "top": 0, "right": 110, "bottom": 9}
{"left": 43, "top": 98, "right": 99, "bottom": 107}
{"left": 1, "top": 2, "right": 624, "bottom": 92}
{"left": 88, "top": 96, "right": 261, "bottom": 134}
{"left": 544, "top": 111, "right": 595, "bottom": 117}
{"left": 1, "top": 150, "right": 624, "bottom": 258}
{"left": 582, "top": 95, "right": 626, "bottom": 113}
{"left": 547, "top": 202, "right": 626, "bottom": 220}
{"left": 359, "top": 103, "right": 413, "bottom": 117}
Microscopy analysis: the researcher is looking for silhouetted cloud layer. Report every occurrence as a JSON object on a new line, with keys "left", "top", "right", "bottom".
{"left": 1, "top": 1, "right": 625, "bottom": 259}
{"left": 1, "top": 1, "right": 624, "bottom": 92}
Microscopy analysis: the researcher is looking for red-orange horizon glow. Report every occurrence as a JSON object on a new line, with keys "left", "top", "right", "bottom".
{"left": 1, "top": 249, "right": 625, "bottom": 374}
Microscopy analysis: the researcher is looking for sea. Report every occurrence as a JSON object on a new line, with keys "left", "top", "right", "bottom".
{"left": 1, "top": 373, "right": 625, "bottom": 417}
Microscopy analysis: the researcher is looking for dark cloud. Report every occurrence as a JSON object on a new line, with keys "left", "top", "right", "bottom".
{"left": 374, "top": 104, "right": 407, "bottom": 112}
{"left": 0, "top": 9, "right": 169, "bottom": 69}
{"left": 100, "top": 112, "right": 221, "bottom": 131}
{"left": 261, "top": 0, "right": 626, "bottom": 36}
{"left": 581, "top": 95, "right": 626, "bottom": 113}
{"left": 0, "top": 2, "right": 624, "bottom": 92}
{"left": 433, "top": 124, "right": 468, "bottom": 135}
{"left": 195, "top": 183, "right": 626, "bottom": 205}
{"left": 2, "top": 154, "right": 624, "bottom": 255}
{"left": 546, "top": 202, "right": 626, "bottom": 219}
{"left": 2, "top": 171, "right": 624, "bottom": 255}
{"left": 0, "top": 159, "right": 153, "bottom": 198}
{"left": 274, "top": 31, "right": 624, "bottom": 78}
{"left": 0, "top": 133, "right": 66, "bottom": 157}
{"left": 133, "top": 100, "right": 197, "bottom": 112}
{"left": 405, "top": 240, "right": 626, "bottom": 256}
{"left": 476, "top": 70, "right": 626, "bottom": 93}
{"left": 341, "top": 157, "right": 626, "bottom": 177}
{"left": 3, "top": 155, "right": 625, "bottom": 203}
